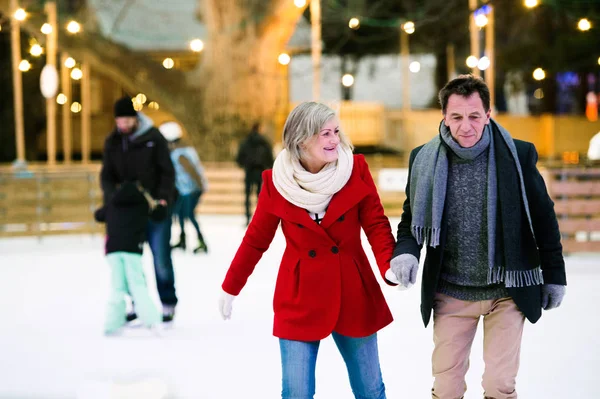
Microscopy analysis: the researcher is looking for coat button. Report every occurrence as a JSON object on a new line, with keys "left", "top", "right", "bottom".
{"left": 338, "top": 215, "right": 345, "bottom": 222}
{"left": 331, "top": 246, "right": 339, "bottom": 254}
{"left": 308, "top": 250, "right": 316, "bottom": 258}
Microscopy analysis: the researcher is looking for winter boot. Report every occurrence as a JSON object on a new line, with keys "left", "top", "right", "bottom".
{"left": 193, "top": 239, "right": 208, "bottom": 254}
{"left": 162, "top": 304, "right": 176, "bottom": 323}
{"left": 171, "top": 232, "right": 186, "bottom": 251}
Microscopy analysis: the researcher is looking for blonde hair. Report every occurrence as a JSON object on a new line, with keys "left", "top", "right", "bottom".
{"left": 282, "top": 102, "right": 353, "bottom": 161}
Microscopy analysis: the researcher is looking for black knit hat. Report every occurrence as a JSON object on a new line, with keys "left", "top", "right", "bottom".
{"left": 114, "top": 96, "right": 137, "bottom": 117}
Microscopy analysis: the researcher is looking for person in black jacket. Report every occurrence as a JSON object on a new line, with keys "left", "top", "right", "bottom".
{"left": 94, "top": 182, "right": 162, "bottom": 335}
{"left": 100, "top": 97, "right": 177, "bottom": 322}
{"left": 236, "top": 122, "right": 274, "bottom": 226}
{"left": 390, "top": 75, "right": 566, "bottom": 399}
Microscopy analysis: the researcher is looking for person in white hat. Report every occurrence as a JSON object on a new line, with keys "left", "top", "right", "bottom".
{"left": 159, "top": 122, "right": 209, "bottom": 254}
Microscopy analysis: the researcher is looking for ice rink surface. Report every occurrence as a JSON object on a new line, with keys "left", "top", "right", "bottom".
{"left": 0, "top": 215, "right": 597, "bottom": 398}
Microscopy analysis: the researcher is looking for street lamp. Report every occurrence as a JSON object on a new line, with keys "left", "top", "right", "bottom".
{"left": 402, "top": 21, "right": 415, "bottom": 34}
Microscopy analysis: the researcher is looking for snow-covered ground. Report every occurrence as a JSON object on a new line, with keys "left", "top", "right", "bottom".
{"left": 0, "top": 215, "right": 597, "bottom": 398}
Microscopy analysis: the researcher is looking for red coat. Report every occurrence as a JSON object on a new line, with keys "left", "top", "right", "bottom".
{"left": 222, "top": 154, "right": 395, "bottom": 341}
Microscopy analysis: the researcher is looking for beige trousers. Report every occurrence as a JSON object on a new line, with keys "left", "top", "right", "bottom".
{"left": 431, "top": 293, "right": 526, "bottom": 399}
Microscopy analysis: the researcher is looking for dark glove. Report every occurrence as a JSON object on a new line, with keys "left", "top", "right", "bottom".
{"left": 149, "top": 204, "right": 168, "bottom": 221}
{"left": 94, "top": 206, "right": 107, "bottom": 223}
{"left": 112, "top": 181, "right": 143, "bottom": 205}
{"left": 541, "top": 284, "right": 566, "bottom": 310}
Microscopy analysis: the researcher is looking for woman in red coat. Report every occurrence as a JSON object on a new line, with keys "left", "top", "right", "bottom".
{"left": 219, "top": 102, "right": 396, "bottom": 399}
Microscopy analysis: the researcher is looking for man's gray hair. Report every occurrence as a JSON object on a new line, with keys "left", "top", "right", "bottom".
{"left": 282, "top": 102, "right": 353, "bottom": 161}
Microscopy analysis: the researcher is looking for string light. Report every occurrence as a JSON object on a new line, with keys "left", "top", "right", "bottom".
{"left": 190, "top": 39, "right": 204, "bottom": 52}
{"left": 19, "top": 60, "right": 31, "bottom": 72}
{"left": 524, "top": 0, "right": 539, "bottom": 8}
{"left": 475, "top": 14, "right": 488, "bottom": 27}
{"left": 135, "top": 93, "right": 147, "bottom": 104}
{"left": 578, "top": 18, "right": 591, "bottom": 31}
{"left": 66, "top": 21, "right": 81, "bottom": 34}
{"left": 70, "top": 102, "right": 82, "bottom": 113}
{"left": 466, "top": 56, "right": 479, "bottom": 68}
{"left": 477, "top": 56, "right": 490, "bottom": 70}
{"left": 278, "top": 53, "right": 291, "bottom": 65}
{"left": 41, "top": 23, "right": 52, "bottom": 34}
{"left": 148, "top": 101, "right": 160, "bottom": 110}
{"left": 30, "top": 44, "right": 43, "bottom": 57}
{"left": 533, "top": 67, "right": 546, "bottom": 80}
{"left": 342, "top": 74, "right": 354, "bottom": 87}
{"left": 70, "top": 67, "right": 83, "bottom": 80}
{"left": 14, "top": 8, "right": 26, "bottom": 21}
{"left": 402, "top": 21, "right": 415, "bottom": 34}
{"left": 409, "top": 61, "right": 421, "bottom": 73}
{"left": 56, "top": 93, "right": 67, "bottom": 105}
{"left": 64, "top": 57, "right": 76, "bottom": 68}
{"left": 349, "top": 18, "right": 360, "bottom": 30}
{"left": 294, "top": 0, "right": 307, "bottom": 8}
{"left": 163, "top": 58, "right": 174, "bottom": 69}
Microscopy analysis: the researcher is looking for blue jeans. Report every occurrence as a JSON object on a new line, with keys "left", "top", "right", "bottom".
{"left": 279, "top": 332, "right": 386, "bottom": 399}
{"left": 147, "top": 215, "right": 177, "bottom": 306}
{"left": 174, "top": 190, "right": 204, "bottom": 242}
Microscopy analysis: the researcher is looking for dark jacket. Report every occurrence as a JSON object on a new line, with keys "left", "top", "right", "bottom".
{"left": 394, "top": 138, "right": 566, "bottom": 327}
{"left": 95, "top": 182, "right": 149, "bottom": 255}
{"left": 100, "top": 113, "right": 175, "bottom": 205}
{"left": 236, "top": 131, "right": 274, "bottom": 172}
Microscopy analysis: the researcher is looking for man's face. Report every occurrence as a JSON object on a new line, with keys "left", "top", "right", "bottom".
{"left": 115, "top": 116, "right": 138, "bottom": 134}
{"left": 443, "top": 93, "right": 490, "bottom": 148}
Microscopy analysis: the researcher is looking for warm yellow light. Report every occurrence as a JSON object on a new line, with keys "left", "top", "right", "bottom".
{"left": 14, "top": 8, "right": 26, "bottom": 21}
{"left": 578, "top": 18, "right": 591, "bottom": 31}
{"left": 524, "top": 0, "right": 539, "bottom": 8}
{"left": 64, "top": 57, "right": 76, "bottom": 68}
{"left": 475, "top": 14, "right": 488, "bottom": 28}
{"left": 598, "top": 56, "right": 600, "bottom": 65}
{"left": 70, "top": 102, "right": 82, "bottom": 113}
{"left": 30, "top": 44, "right": 43, "bottom": 57}
{"left": 466, "top": 55, "right": 479, "bottom": 68}
{"left": 66, "top": 21, "right": 81, "bottom": 34}
{"left": 56, "top": 93, "right": 67, "bottom": 105}
{"left": 294, "top": 0, "right": 307, "bottom": 7}
{"left": 70, "top": 67, "right": 83, "bottom": 80}
{"left": 534, "top": 88, "right": 544, "bottom": 99}
{"left": 148, "top": 101, "right": 160, "bottom": 110}
{"left": 18, "top": 60, "right": 31, "bottom": 72}
{"left": 409, "top": 61, "right": 421, "bottom": 73}
{"left": 135, "top": 93, "right": 147, "bottom": 104}
{"left": 163, "top": 58, "right": 174, "bottom": 69}
{"left": 278, "top": 53, "right": 291, "bottom": 66}
{"left": 342, "top": 74, "right": 354, "bottom": 87}
{"left": 349, "top": 18, "right": 360, "bottom": 30}
{"left": 190, "top": 39, "right": 204, "bottom": 52}
{"left": 403, "top": 21, "right": 415, "bottom": 34}
{"left": 41, "top": 23, "right": 53, "bottom": 34}
{"left": 477, "top": 56, "right": 490, "bottom": 71}
{"left": 533, "top": 67, "right": 546, "bottom": 80}
{"left": 133, "top": 101, "right": 143, "bottom": 111}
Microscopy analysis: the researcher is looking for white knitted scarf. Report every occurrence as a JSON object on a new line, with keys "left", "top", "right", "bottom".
{"left": 272, "top": 145, "right": 354, "bottom": 214}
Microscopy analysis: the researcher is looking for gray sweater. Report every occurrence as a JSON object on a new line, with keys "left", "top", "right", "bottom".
{"left": 438, "top": 150, "right": 508, "bottom": 301}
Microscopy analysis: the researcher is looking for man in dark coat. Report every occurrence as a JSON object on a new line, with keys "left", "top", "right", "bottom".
{"left": 236, "top": 122, "right": 274, "bottom": 225}
{"left": 390, "top": 75, "right": 566, "bottom": 399}
{"left": 100, "top": 96, "right": 177, "bottom": 322}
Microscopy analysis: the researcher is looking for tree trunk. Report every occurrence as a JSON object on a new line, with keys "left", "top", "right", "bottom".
{"left": 197, "top": 0, "right": 305, "bottom": 160}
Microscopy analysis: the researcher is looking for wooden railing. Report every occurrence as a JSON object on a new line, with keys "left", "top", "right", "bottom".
{"left": 544, "top": 167, "right": 600, "bottom": 253}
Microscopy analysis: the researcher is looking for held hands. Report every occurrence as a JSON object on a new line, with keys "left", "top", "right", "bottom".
{"left": 218, "top": 290, "right": 236, "bottom": 320}
{"left": 541, "top": 284, "right": 566, "bottom": 310}
{"left": 388, "top": 253, "right": 419, "bottom": 289}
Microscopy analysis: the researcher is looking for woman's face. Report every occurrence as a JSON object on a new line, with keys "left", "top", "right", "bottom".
{"left": 300, "top": 117, "right": 341, "bottom": 173}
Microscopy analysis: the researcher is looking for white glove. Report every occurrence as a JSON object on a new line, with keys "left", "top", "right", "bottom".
{"left": 389, "top": 253, "right": 419, "bottom": 289}
{"left": 218, "top": 290, "right": 236, "bottom": 320}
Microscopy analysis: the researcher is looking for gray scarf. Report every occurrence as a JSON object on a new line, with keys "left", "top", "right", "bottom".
{"left": 409, "top": 119, "right": 542, "bottom": 288}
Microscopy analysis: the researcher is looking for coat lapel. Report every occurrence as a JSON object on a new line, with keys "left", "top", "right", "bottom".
{"left": 319, "top": 171, "right": 369, "bottom": 229}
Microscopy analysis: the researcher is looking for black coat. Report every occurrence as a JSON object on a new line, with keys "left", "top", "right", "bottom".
{"left": 236, "top": 131, "right": 274, "bottom": 172}
{"left": 394, "top": 138, "right": 566, "bottom": 327}
{"left": 100, "top": 122, "right": 175, "bottom": 205}
{"left": 95, "top": 182, "right": 149, "bottom": 255}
